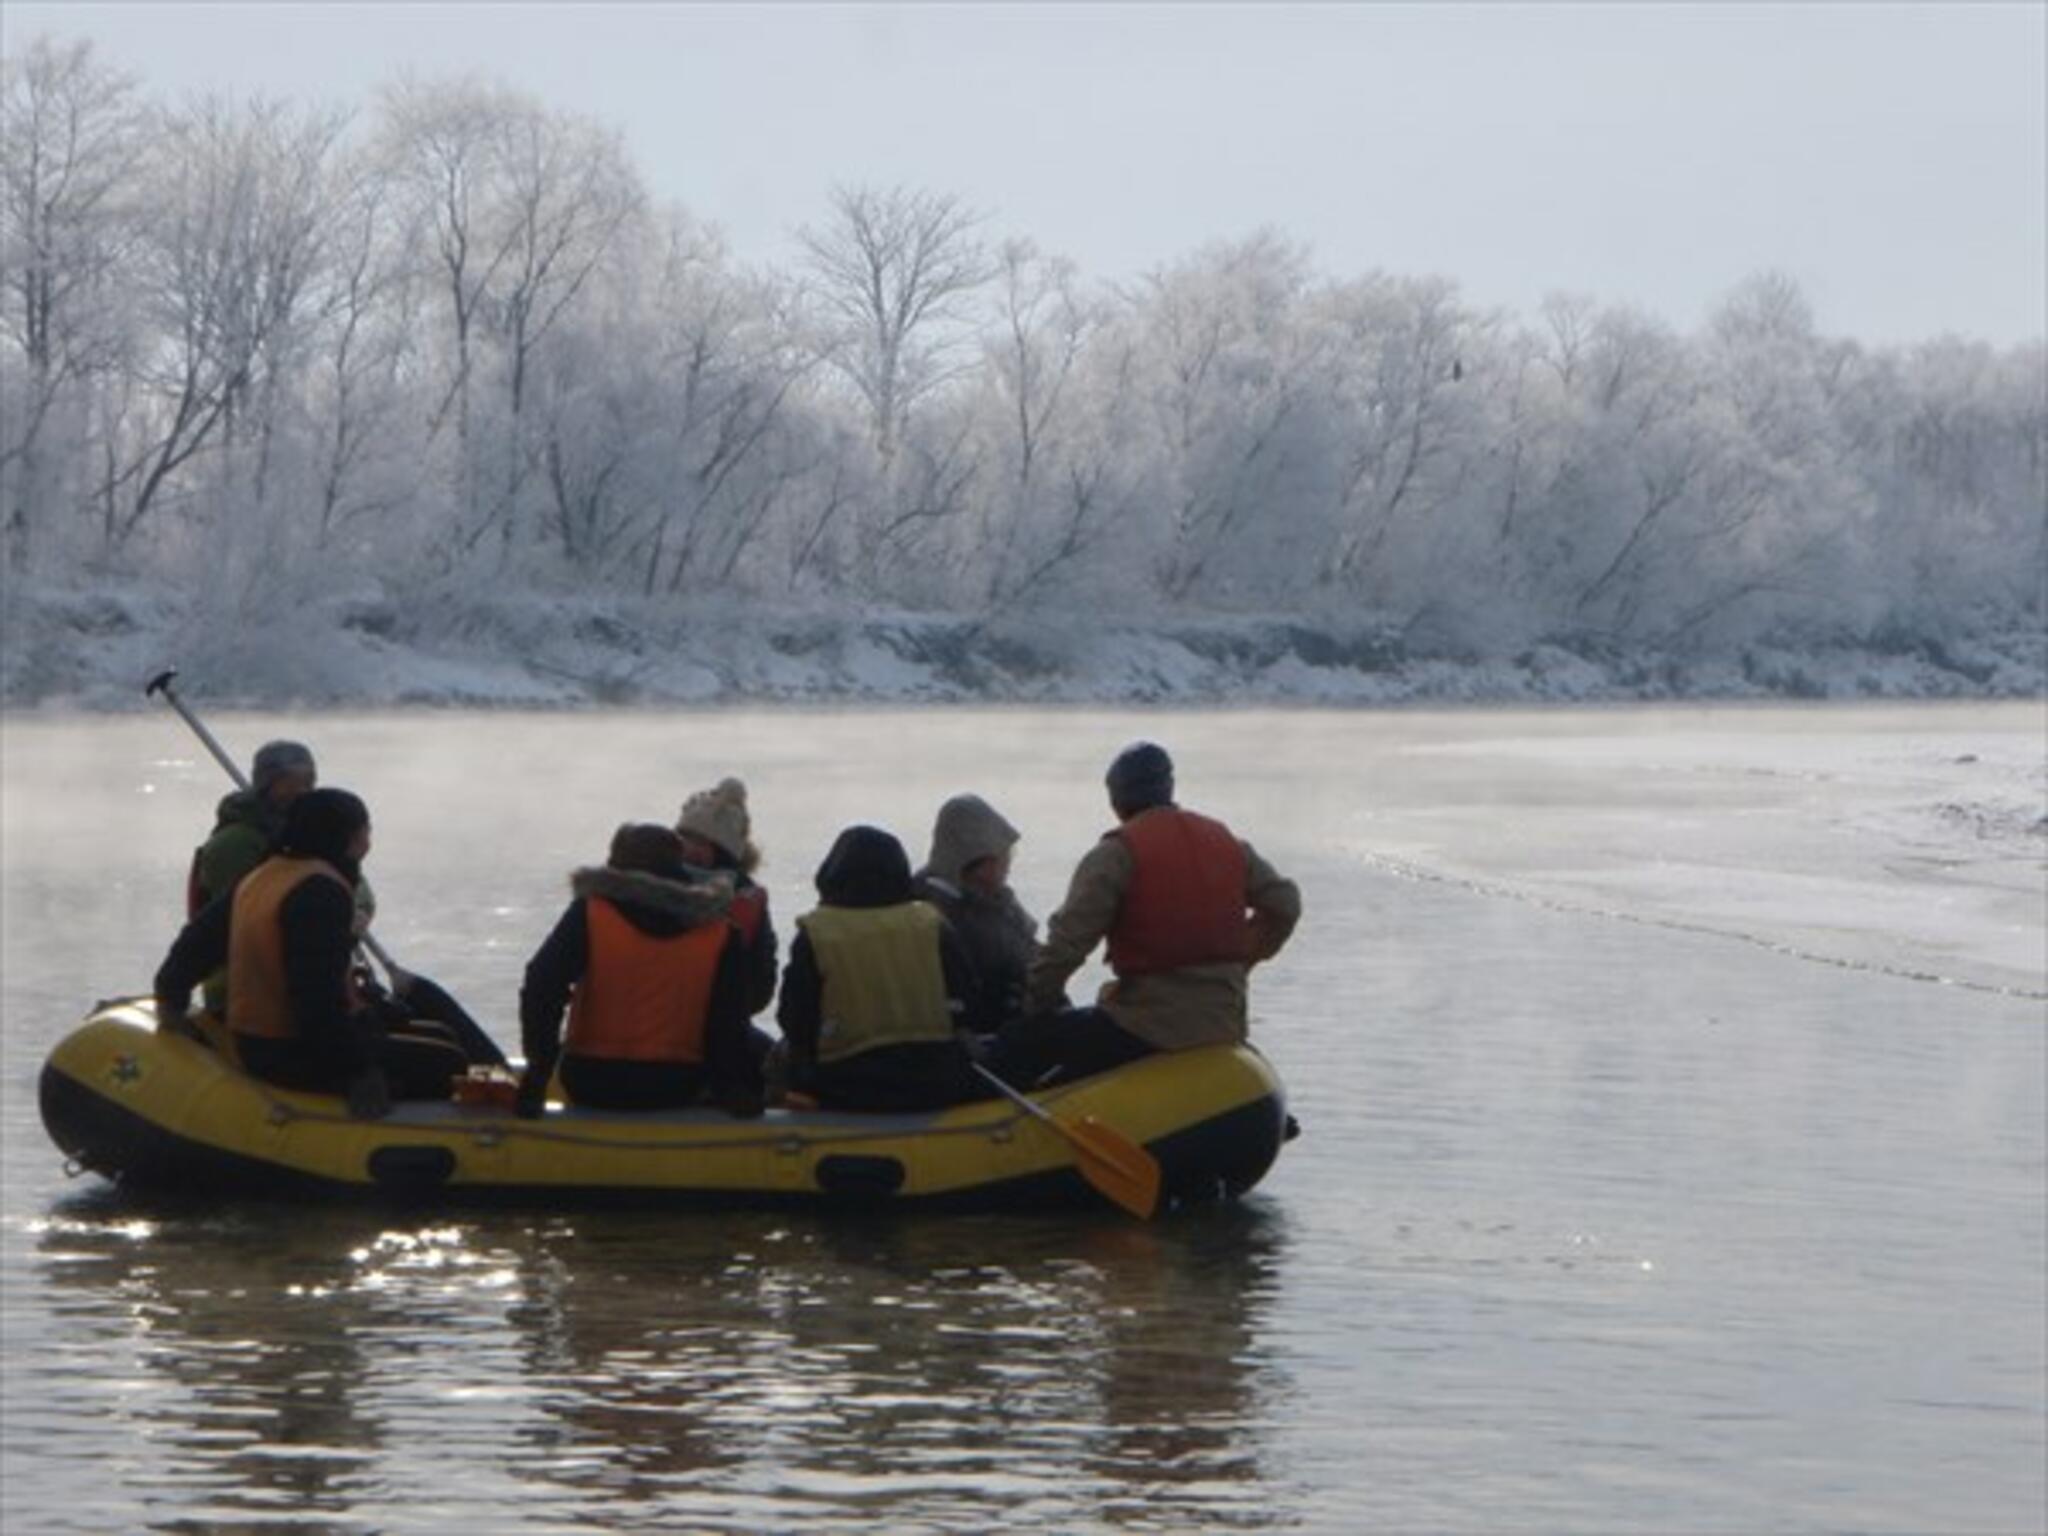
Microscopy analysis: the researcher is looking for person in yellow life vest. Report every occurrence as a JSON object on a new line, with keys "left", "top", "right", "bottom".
{"left": 154, "top": 788, "right": 474, "bottom": 1119}
{"left": 990, "top": 741, "right": 1302, "bottom": 1088}
{"left": 516, "top": 824, "right": 764, "bottom": 1118}
{"left": 776, "top": 825, "right": 992, "bottom": 1112}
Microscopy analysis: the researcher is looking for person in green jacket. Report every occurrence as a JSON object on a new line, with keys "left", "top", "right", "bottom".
{"left": 189, "top": 740, "right": 320, "bottom": 914}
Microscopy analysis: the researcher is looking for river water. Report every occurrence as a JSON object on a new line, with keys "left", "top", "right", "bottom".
{"left": 3, "top": 704, "right": 2042, "bottom": 1533}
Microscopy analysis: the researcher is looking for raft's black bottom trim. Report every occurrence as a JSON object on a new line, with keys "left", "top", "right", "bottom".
{"left": 41, "top": 1063, "right": 1286, "bottom": 1213}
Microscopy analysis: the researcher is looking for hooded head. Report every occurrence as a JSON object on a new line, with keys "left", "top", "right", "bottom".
{"left": 814, "top": 825, "right": 913, "bottom": 909}
{"left": 676, "top": 777, "right": 757, "bottom": 873}
{"left": 922, "top": 793, "right": 1020, "bottom": 888}
{"left": 279, "top": 787, "right": 370, "bottom": 882}
{"left": 1105, "top": 741, "right": 1175, "bottom": 819}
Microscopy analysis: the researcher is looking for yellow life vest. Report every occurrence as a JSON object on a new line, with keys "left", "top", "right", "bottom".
{"left": 226, "top": 856, "right": 353, "bottom": 1041}
{"left": 797, "top": 902, "right": 954, "bottom": 1064}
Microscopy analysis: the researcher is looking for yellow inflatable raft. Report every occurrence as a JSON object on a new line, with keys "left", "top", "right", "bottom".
{"left": 40, "top": 1000, "right": 1290, "bottom": 1212}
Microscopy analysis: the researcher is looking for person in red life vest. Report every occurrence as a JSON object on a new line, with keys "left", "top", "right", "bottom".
{"left": 991, "top": 741, "right": 1302, "bottom": 1087}
{"left": 776, "top": 825, "right": 993, "bottom": 1112}
{"left": 675, "top": 776, "right": 779, "bottom": 1022}
{"left": 516, "top": 823, "right": 764, "bottom": 1118}
{"left": 154, "top": 788, "right": 476, "bottom": 1119}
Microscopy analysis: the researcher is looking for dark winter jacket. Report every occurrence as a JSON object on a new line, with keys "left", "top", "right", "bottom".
{"left": 689, "top": 861, "right": 779, "bottom": 1016}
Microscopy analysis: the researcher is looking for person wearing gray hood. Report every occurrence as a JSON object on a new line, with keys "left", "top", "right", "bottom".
{"left": 911, "top": 794, "right": 1039, "bottom": 1033}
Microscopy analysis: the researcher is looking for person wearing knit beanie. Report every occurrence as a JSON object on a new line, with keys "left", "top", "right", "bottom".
{"left": 677, "top": 777, "right": 758, "bottom": 875}
{"left": 675, "top": 776, "right": 779, "bottom": 1026}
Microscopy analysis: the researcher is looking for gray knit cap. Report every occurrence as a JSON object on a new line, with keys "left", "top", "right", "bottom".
{"left": 251, "top": 739, "right": 317, "bottom": 792}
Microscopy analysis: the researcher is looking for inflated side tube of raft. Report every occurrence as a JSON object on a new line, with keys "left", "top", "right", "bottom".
{"left": 41, "top": 1000, "right": 1289, "bottom": 1212}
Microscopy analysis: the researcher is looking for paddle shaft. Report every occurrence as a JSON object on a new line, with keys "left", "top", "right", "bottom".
{"left": 146, "top": 669, "right": 409, "bottom": 987}
{"left": 147, "top": 671, "right": 247, "bottom": 789}
{"left": 972, "top": 1060, "right": 1068, "bottom": 1132}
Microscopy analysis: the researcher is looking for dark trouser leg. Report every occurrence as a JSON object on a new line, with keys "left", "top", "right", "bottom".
{"left": 988, "top": 1006, "right": 1157, "bottom": 1089}
{"left": 377, "top": 1030, "right": 469, "bottom": 1100}
{"left": 560, "top": 1055, "right": 707, "bottom": 1110}
{"left": 813, "top": 1041, "right": 990, "bottom": 1112}
{"left": 396, "top": 973, "right": 508, "bottom": 1067}
{"left": 237, "top": 1030, "right": 466, "bottom": 1102}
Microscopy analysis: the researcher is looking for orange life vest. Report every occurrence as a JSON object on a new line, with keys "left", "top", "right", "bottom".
{"left": 226, "top": 856, "right": 354, "bottom": 1040}
{"left": 1103, "top": 806, "right": 1249, "bottom": 977}
{"left": 564, "top": 898, "right": 726, "bottom": 1064}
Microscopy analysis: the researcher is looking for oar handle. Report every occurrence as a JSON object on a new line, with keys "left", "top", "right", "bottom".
{"left": 147, "top": 670, "right": 248, "bottom": 790}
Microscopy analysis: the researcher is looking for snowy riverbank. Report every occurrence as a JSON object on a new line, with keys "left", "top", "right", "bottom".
{"left": 3, "top": 583, "right": 2042, "bottom": 710}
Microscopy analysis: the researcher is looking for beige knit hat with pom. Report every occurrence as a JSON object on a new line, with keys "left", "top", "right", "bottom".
{"left": 676, "top": 777, "right": 752, "bottom": 865}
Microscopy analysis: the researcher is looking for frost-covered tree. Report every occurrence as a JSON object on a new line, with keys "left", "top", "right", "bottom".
{"left": 797, "top": 184, "right": 992, "bottom": 470}
{"left": 0, "top": 37, "right": 141, "bottom": 573}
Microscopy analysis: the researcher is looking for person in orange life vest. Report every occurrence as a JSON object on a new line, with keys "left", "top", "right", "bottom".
{"left": 516, "top": 823, "right": 764, "bottom": 1118}
{"left": 675, "top": 776, "right": 778, "bottom": 1020}
{"left": 182, "top": 739, "right": 504, "bottom": 1070}
{"left": 776, "top": 825, "right": 993, "bottom": 1112}
{"left": 990, "top": 741, "right": 1302, "bottom": 1088}
{"left": 154, "top": 788, "right": 472, "bottom": 1120}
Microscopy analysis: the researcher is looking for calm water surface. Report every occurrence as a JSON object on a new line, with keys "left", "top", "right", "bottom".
{"left": 3, "top": 707, "right": 2042, "bottom": 1533}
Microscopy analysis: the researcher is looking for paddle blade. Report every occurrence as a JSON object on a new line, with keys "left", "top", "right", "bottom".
{"left": 1072, "top": 1114, "right": 1162, "bottom": 1219}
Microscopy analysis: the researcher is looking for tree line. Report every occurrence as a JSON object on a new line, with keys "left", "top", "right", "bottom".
{"left": 5, "top": 37, "right": 2042, "bottom": 661}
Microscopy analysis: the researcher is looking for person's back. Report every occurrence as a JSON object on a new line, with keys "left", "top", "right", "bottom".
{"left": 519, "top": 824, "right": 760, "bottom": 1116}
{"left": 779, "top": 825, "right": 989, "bottom": 1112}
{"left": 999, "top": 742, "right": 1301, "bottom": 1086}
{"left": 911, "top": 793, "right": 1038, "bottom": 1032}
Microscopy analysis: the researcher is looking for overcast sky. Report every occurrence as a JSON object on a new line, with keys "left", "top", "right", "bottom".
{"left": 9, "top": 2, "right": 2044, "bottom": 345}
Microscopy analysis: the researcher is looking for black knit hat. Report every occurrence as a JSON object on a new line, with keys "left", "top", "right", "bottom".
{"left": 1106, "top": 741, "right": 1175, "bottom": 815}
{"left": 279, "top": 787, "right": 370, "bottom": 867}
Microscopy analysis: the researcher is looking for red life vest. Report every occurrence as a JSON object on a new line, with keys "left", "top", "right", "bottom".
{"left": 1103, "top": 807, "right": 1249, "bottom": 977}
{"left": 564, "top": 898, "right": 726, "bottom": 1064}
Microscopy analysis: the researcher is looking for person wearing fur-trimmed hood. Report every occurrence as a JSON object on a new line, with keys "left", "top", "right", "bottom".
{"left": 517, "top": 824, "right": 763, "bottom": 1117}
{"left": 675, "top": 776, "right": 778, "bottom": 1018}
{"left": 912, "top": 793, "right": 1039, "bottom": 1032}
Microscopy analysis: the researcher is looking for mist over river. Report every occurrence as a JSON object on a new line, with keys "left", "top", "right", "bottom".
{"left": 3, "top": 703, "right": 2042, "bottom": 1533}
